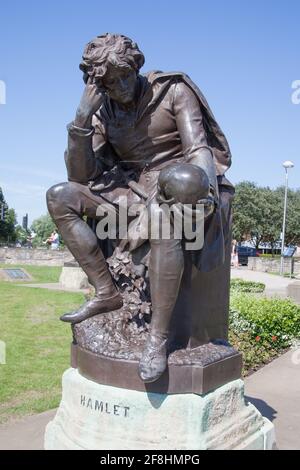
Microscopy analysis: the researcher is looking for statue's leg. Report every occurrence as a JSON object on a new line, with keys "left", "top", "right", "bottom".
{"left": 46, "top": 182, "right": 123, "bottom": 323}
{"left": 139, "top": 202, "right": 184, "bottom": 382}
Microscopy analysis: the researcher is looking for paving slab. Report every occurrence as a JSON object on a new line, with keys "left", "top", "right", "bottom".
{"left": 0, "top": 410, "right": 56, "bottom": 450}
{"left": 245, "top": 349, "right": 300, "bottom": 450}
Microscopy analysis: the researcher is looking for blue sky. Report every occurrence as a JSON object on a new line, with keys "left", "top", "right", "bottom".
{"left": 0, "top": 0, "right": 299, "bottom": 224}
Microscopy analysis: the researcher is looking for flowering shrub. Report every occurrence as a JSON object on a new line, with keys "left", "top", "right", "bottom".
{"left": 230, "top": 278, "right": 265, "bottom": 293}
{"left": 229, "top": 280, "right": 300, "bottom": 374}
{"left": 230, "top": 293, "right": 300, "bottom": 349}
{"left": 228, "top": 329, "right": 279, "bottom": 374}
{"left": 229, "top": 308, "right": 255, "bottom": 333}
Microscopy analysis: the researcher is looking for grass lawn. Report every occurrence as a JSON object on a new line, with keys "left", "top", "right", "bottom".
{"left": 0, "top": 266, "right": 84, "bottom": 424}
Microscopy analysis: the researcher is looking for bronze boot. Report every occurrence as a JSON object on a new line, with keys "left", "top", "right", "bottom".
{"left": 138, "top": 333, "right": 168, "bottom": 383}
{"left": 46, "top": 196, "right": 123, "bottom": 324}
{"left": 138, "top": 236, "right": 184, "bottom": 382}
{"left": 60, "top": 291, "right": 123, "bottom": 324}
{"left": 59, "top": 237, "right": 123, "bottom": 324}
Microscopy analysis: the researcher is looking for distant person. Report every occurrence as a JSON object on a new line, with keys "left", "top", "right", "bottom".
{"left": 50, "top": 230, "right": 60, "bottom": 250}
{"left": 26, "top": 234, "right": 33, "bottom": 249}
{"left": 44, "top": 230, "right": 60, "bottom": 250}
{"left": 231, "top": 239, "right": 239, "bottom": 268}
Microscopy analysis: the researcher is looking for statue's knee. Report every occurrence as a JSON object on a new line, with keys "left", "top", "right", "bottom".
{"left": 46, "top": 183, "right": 69, "bottom": 215}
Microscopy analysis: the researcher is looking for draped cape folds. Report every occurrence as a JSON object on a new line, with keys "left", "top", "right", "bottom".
{"left": 149, "top": 72, "right": 234, "bottom": 272}
{"left": 145, "top": 71, "right": 232, "bottom": 176}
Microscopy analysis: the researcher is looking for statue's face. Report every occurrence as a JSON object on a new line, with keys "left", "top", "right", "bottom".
{"left": 100, "top": 65, "right": 138, "bottom": 106}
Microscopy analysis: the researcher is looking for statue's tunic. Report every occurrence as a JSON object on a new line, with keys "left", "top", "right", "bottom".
{"left": 65, "top": 72, "right": 234, "bottom": 271}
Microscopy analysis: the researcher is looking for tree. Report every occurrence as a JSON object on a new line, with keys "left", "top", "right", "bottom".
{"left": 0, "top": 187, "right": 8, "bottom": 241}
{"left": 0, "top": 187, "right": 18, "bottom": 243}
{"left": 257, "top": 187, "right": 282, "bottom": 251}
{"left": 31, "top": 213, "right": 56, "bottom": 246}
{"left": 232, "top": 182, "right": 300, "bottom": 251}
{"left": 5, "top": 208, "right": 18, "bottom": 242}
{"left": 275, "top": 187, "right": 300, "bottom": 246}
{"left": 232, "top": 182, "right": 281, "bottom": 249}
{"left": 14, "top": 225, "right": 30, "bottom": 244}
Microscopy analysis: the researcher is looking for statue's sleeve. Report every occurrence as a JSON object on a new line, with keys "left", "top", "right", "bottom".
{"left": 64, "top": 114, "right": 107, "bottom": 184}
{"left": 173, "top": 80, "right": 218, "bottom": 196}
{"left": 92, "top": 115, "right": 108, "bottom": 157}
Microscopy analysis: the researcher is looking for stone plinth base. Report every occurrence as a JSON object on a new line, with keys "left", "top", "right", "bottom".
{"left": 44, "top": 368, "right": 275, "bottom": 450}
{"left": 59, "top": 266, "right": 90, "bottom": 290}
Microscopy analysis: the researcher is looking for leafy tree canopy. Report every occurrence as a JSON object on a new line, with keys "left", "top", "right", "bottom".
{"left": 232, "top": 181, "right": 300, "bottom": 248}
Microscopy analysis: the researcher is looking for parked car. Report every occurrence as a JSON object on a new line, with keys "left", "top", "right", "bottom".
{"left": 237, "top": 246, "right": 259, "bottom": 266}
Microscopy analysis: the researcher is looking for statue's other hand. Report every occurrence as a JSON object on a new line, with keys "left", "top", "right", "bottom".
{"left": 197, "top": 192, "right": 216, "bottom": 218}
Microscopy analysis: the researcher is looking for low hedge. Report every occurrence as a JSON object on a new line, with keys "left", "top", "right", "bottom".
{"left": 229, "top": 280, "right": 300, "bottom": 374}
{"left": 230, "top": 293, "right": 300, "bottom": 349}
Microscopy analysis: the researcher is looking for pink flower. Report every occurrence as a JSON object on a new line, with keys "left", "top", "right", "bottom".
{"left": 255, "top": 336, "right": 261, "bottom": 342}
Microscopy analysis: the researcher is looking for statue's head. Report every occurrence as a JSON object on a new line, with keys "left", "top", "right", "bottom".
{"left": 79, "top": 33, "right": 145, "bottom": 105}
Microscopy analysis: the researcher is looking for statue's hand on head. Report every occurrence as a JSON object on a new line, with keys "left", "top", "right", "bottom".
{"left": 75, "top": 77, "right": 105, "bottom": 128}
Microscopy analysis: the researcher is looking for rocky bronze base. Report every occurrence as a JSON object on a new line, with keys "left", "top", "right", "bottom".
{"left": 71, "top": 343, "right": 242, "bottom": 395}
{"left": 71, "top": 305, "right": 242, "bottom": 394}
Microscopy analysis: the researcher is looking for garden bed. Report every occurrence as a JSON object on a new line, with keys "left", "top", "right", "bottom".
{"left": 229, "top": 278, "right": 300, "bottom": 376}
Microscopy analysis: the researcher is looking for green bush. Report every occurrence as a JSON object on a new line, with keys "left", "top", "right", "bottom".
{"left": 230, "top": 293, "right": 300, "bottom": 349}
{"left": 230, "top": 278, "right": 265, "bottom": 293}
{"left": 229, "top": 287, "right": 300, "bottom": 374}
{"left": 228, "top": 329, "right": 279, "bottom": 374}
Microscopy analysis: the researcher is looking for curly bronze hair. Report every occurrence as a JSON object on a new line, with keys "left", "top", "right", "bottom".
{"left": 79, "top": 33, "right": 145, "bottom": 84}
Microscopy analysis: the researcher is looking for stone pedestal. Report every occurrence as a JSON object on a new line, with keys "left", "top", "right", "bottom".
{"left": 59, "top": 262, "right": 90, "bottom": 290}
{"left": 44, "top": 368, "right": 275, "bottom": 450}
